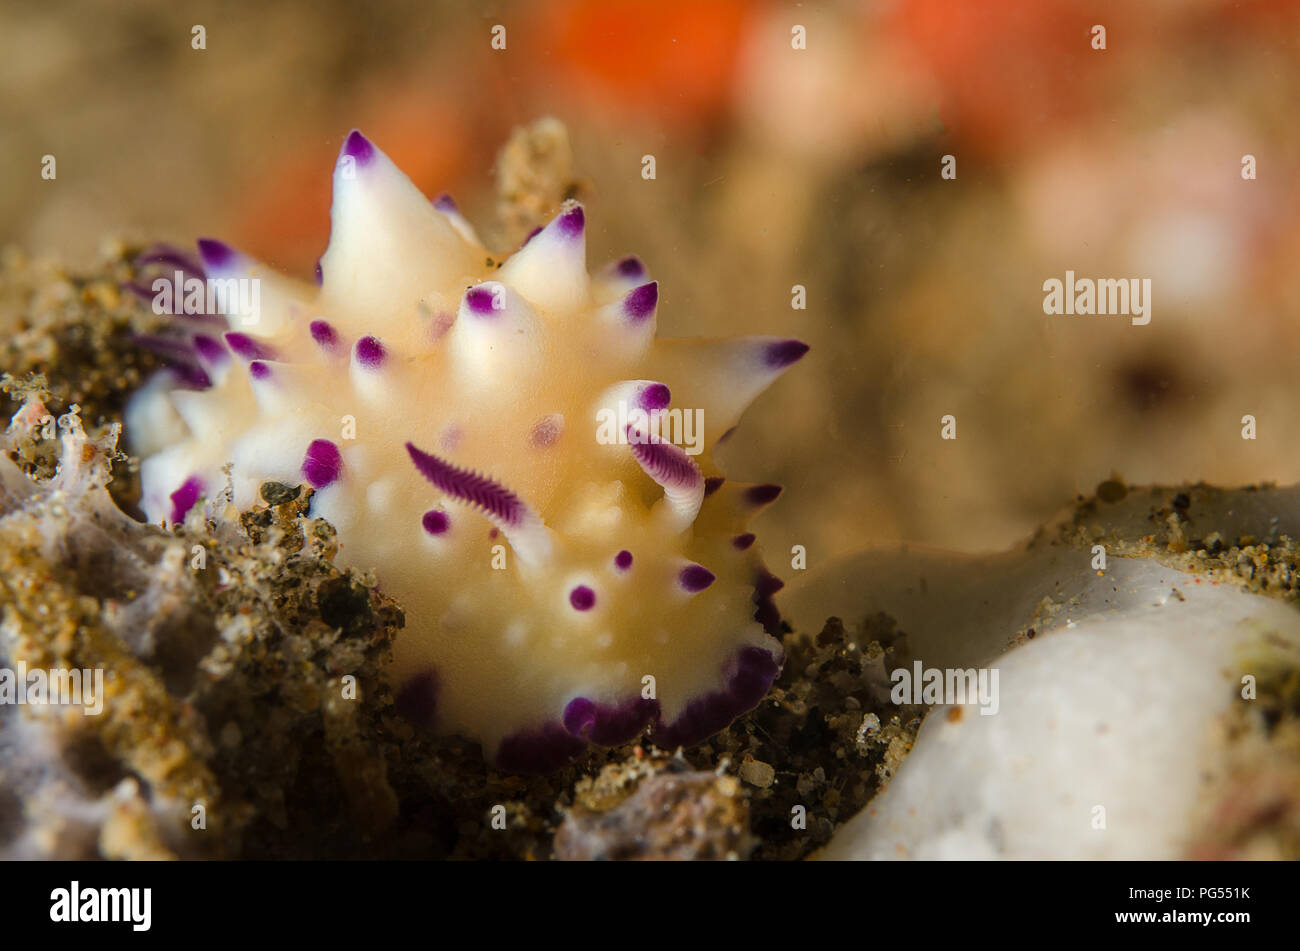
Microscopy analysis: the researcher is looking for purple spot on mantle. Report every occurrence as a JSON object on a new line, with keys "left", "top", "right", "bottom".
{"left": 623, "top": 281, "right": 658, "bottom": 323}
{"left": 679, "top": 564, "right": 716, "bottom": 593}
{"left": 569, "top": 585, "right": 596, "bottom": 611}
{"left": 169, "top": 475, "right": 203, "bottom": 524}
{"left": 395, "top": 670, "right": 439, "bottom": 729}
{"left": 763, "top": 339, "right": 810, "bottom": 370}
{"left": 638, "top": 382, "right": 671, "bottom": 411}
{"left": 302, "top": 439, "right": 342, "bottom": 489}
{"left": 355, "top": 335, "right": 386, "bottom": 368}
{"left": 196, "top": 238, "right": 236, "bottom": 271}
{"left": 652, "top": 646, "right": 781, "bottom": 749}
{"left": 248, "top": 360, "right": 271, "bottom": 381}
{"left": 341, "top": 129, "right": 375, "bottom": 167}
{"left": 309, "top": 320, "right": 339, "bottom": 350}
{"left": 614, "top": 549, "right": 633, "bottom": 571}
{"left": 421, "top": 510, "right": 449, "bottom": 535}
{"left": 746, "top": 483, "right": 783, "bottom": 507}
{"left": 556, "top": 205, "right": 585, "bottom": 238}
{"left": 733, "top": 533, "right": 756, "bottom": 550}
{"left": 530, "top": 415, "right": 562, "bottom": 448}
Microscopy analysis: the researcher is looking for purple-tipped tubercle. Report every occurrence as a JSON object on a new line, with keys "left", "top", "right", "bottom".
{"left": 309, "top": 320, "right": 339, "bottom": 350}
{"left": 623, "top": 281, "right": 658, "bottom": 323}
{"left": 341, "top": 129, "right": 375, "bottom": 167}
{"left": 433, "top": 193, "right": 458, "bottom": 213}
{"left": 169, "top": 475, "right": 204, "bottom": 525}
{"left": 465, "top": 284, "right": 501, "bottom": 316}
{"left": 733, "top": 533, "right": 756, "bottom": 550}
{"left": 764, "top": 339, "right": 810, "bottom": 370}
{"left": 615, "top": 255, "right": 645, "bottom": 279}
{"left": 746, "top": 483, "right": 783, "bottom": 507}
{"left": 703, "top": 476, "right": 726, "bottom": 497}
{"left": 248, "top": 360, "right": 271, "bottom": 381}
{"left": 193, "top": 334, "right": 228, "bottom": 365}
{"left": 556, "top": 205, "right": 585, "bottom": 238}
{"left": 196, "top": 238, "right": 237, "bottom": 271}
{"left": 355, "top": 335, "right": 386, "bottom": 368}
{"left": 614, "top": 549, "right": 633, "bottom": 571}
{"left": 302, "top": 439, "right": 343, "bottom": 489}
{"left": 313, "top": 259, "right": 323, "bottom": 286}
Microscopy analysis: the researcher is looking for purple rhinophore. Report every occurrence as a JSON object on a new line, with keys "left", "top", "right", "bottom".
{"left": 555, "top": 205, "right": 585, "bottom": 238}
{"left": 679, "top": 564, "right": 716, "bottom": 593}
{"left": 638, "top": 382, "right": 671, "bottom": 411}
{"left": 763, "top": 339, "right": 810, "bottom": 370}
{"left": 168, "top": 475, "right": 203, "bottom": 525}
{"left": 355, "top": 335, "right": 386, "bottom": 368}
{"left": 224, "top": 332, "right": 275, "bottom": 361}
{"left": 309, "top": 319, "right": 339, "bottom": 350}
{"left": 629, "top": 430, "right": 701, "bottom": 491}
{"left": 248, "top": 360, "right": 272, "bottom": 381}
{"left": 301, "top": 439, "right": 343, "bottom": 489}
{"left": 196, "top": 238, "right": 237, "bottom": 271}
{"left": 614, "top": 549, "right": 633, "bottom": 571}
{"left": 651, "top": 646, "right": 781, "bottom": 748}
{"left": 465, "top": 284, "right": 501, "bottom": 316}
{"left": 732, "top": 533, "right": 756, "bottom": 550}
{"left": 529, "top": 415, "right": 562, "bottom": 448}
{"left": 746, "top": 483, "right": 783, "bottom": 507}
{"left": 192, "top": 334, "right": 228, "bottom": 365}
{"left": 421, "top": 510, "right": 450, "bottom": 535}
{"left": 495, "top": 721, "right": 587, "bottom": 774}
{"left": 313, "top": 259, "right": 323, "bottom": 285}
{"left": 703, "top": 476, "right": 725, "bottom": 497}
{"left": 623, "top": 281, "right": 658, "bottom": 323}
{"left": 614, "top": 255, "right": 645, "bottom": 279}
{"left": 569, "top": 585, "right": 596, "bottom": 611}
{"left": 341, "top": 129, "right": 375, "bottom": 167}
{"left": 433, "top": 193, "right": 458, "bottom": 213}
{"left": 563, "top": 696, "right": 659, "bottom": 746}
{"left": 394, "top": 670, "right": 439, "bottom": 729}
{"left": 406, "top": 443, "right": 528, "bottom": 528}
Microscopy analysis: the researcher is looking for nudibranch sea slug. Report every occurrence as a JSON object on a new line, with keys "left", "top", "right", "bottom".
{"left": 127, "top": 131, "right": 807, "bottom": 772}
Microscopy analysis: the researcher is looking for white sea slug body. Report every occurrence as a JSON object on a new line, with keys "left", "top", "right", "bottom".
{"left": 129, "top": 131, "right": 808, "bottom": 772}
